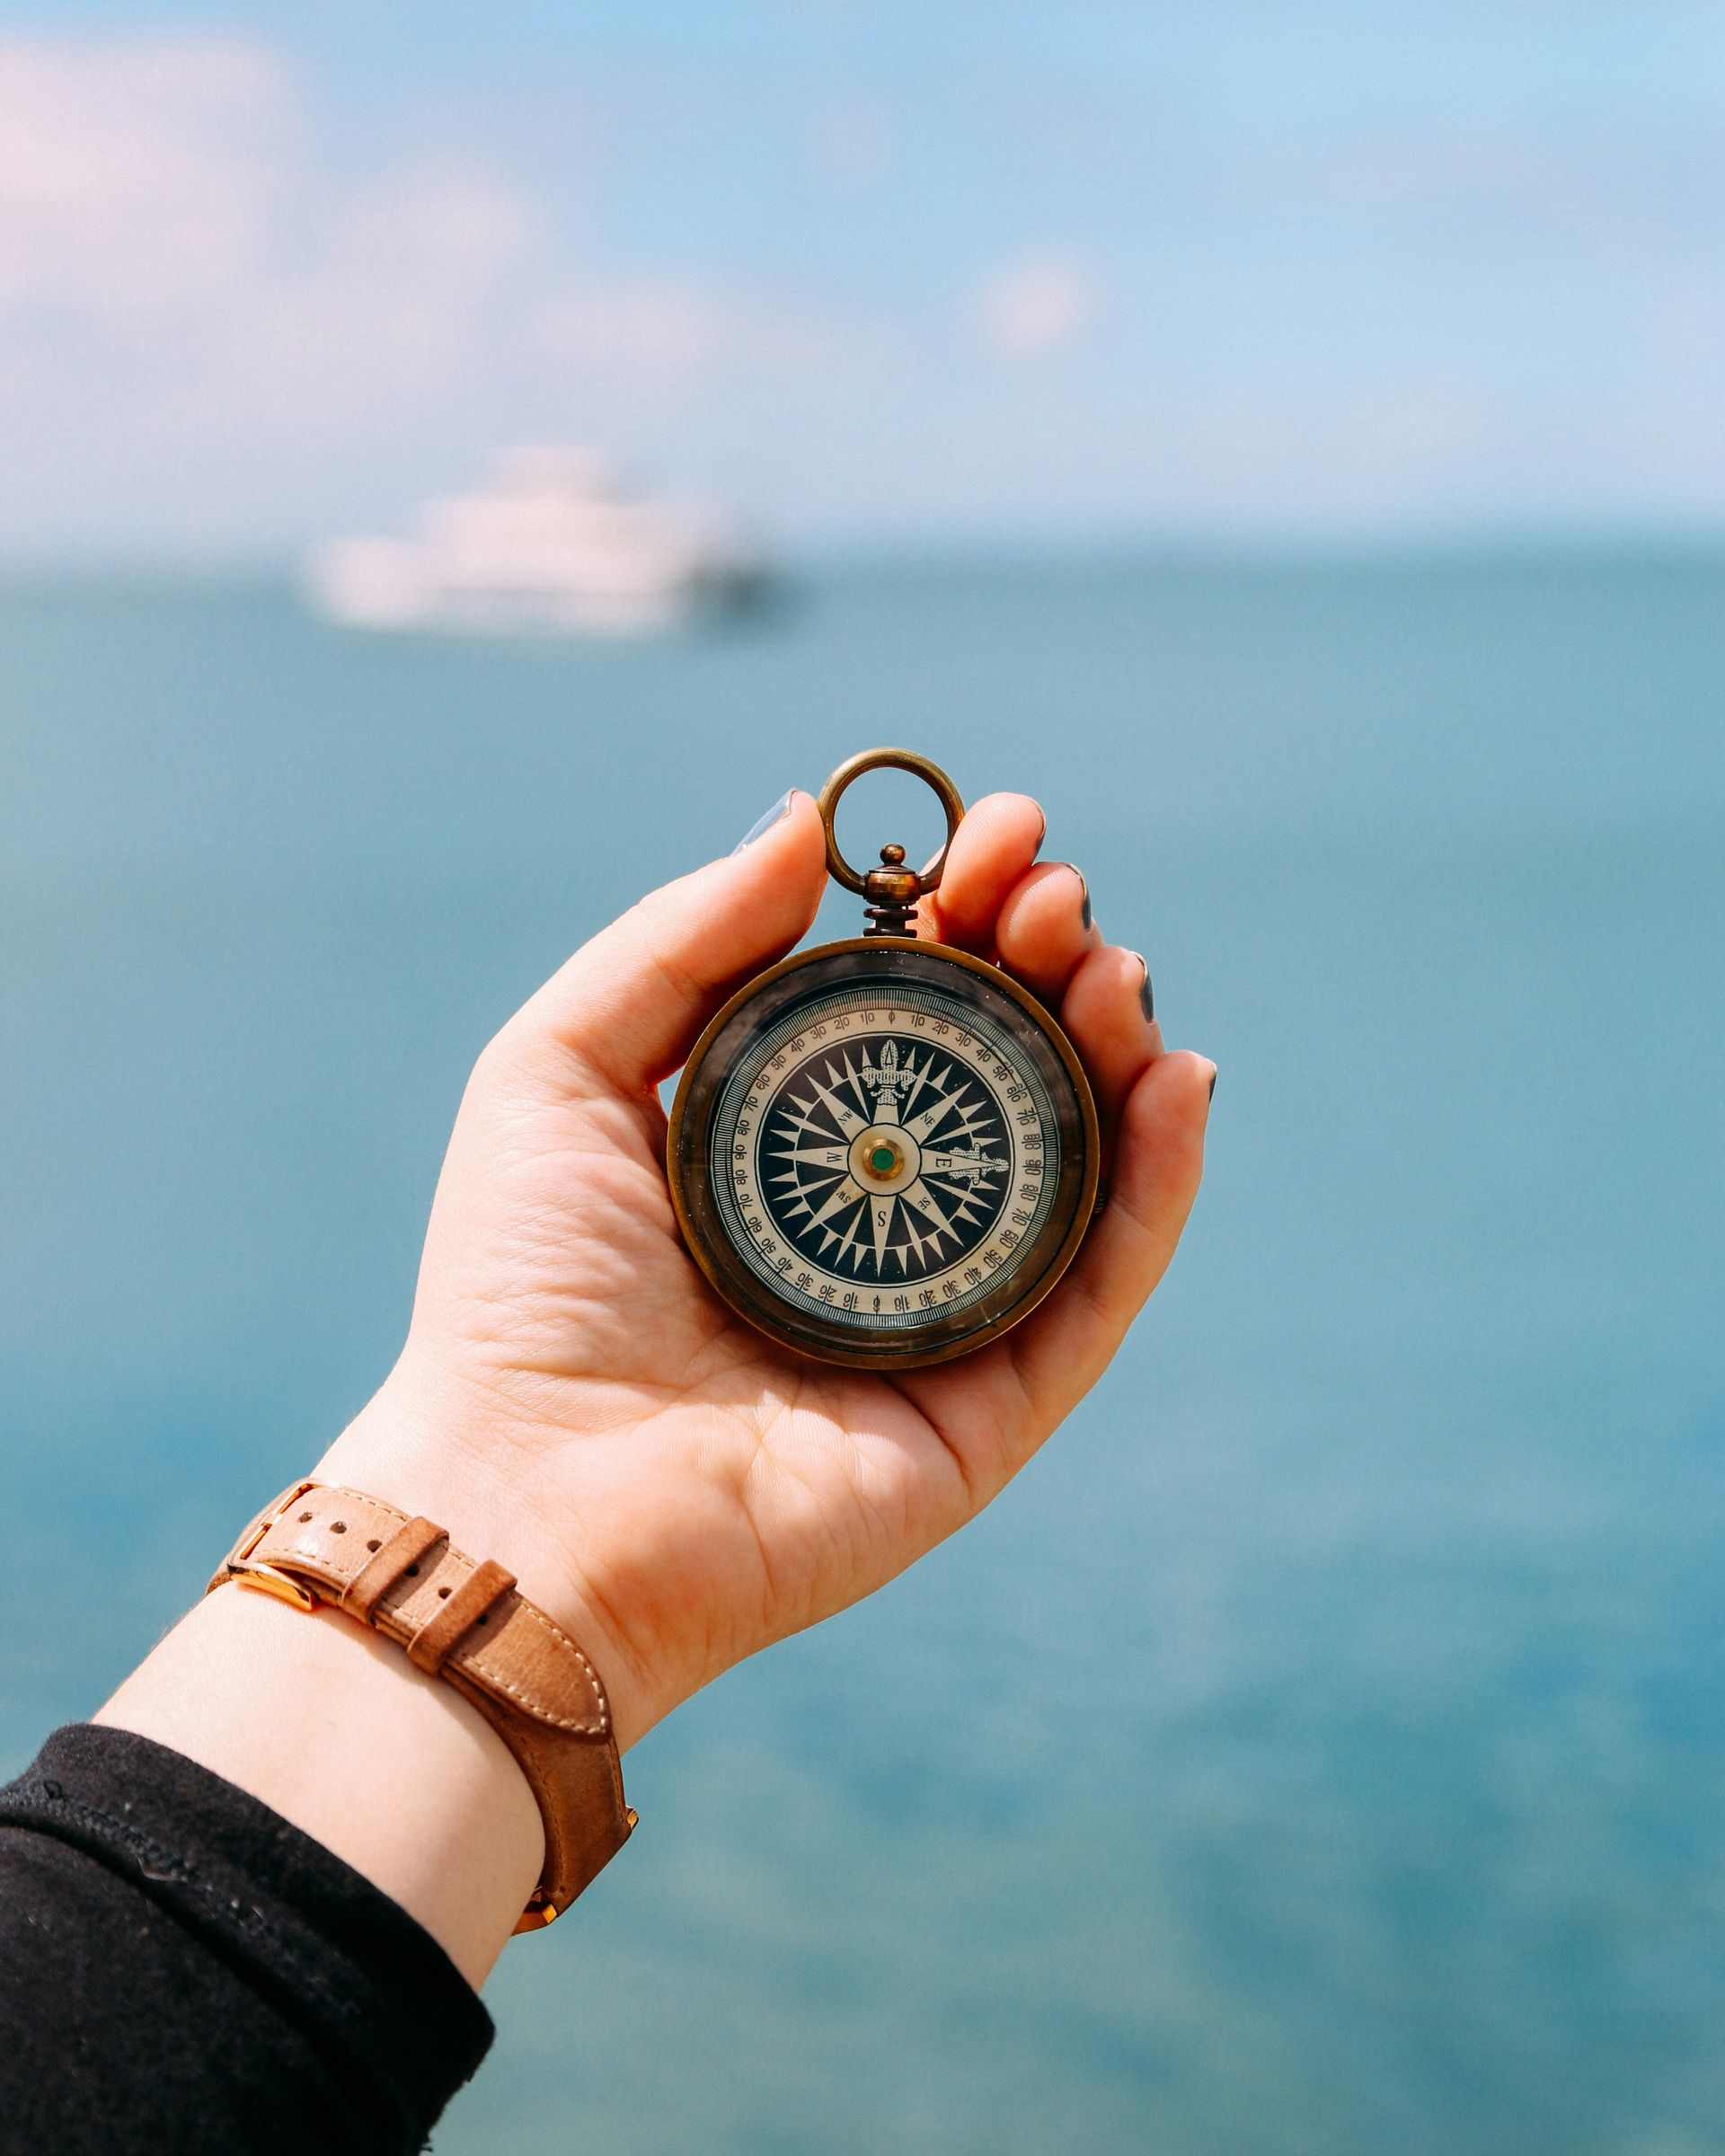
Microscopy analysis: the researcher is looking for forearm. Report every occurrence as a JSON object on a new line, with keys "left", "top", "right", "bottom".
{"left": 97, "top": 1573, "right": 543, "bottom": 1989}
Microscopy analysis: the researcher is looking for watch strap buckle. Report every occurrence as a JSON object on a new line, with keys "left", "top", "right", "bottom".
{"left": 215, "top": 1479, "right": 324, "bottom": 1611}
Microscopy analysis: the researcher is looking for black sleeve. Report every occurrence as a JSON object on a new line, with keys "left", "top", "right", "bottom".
{"left": 0, "top": 1724, "right": 493, "bottom": 2155}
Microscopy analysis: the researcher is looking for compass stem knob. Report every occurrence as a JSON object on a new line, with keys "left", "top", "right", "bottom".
{"left": 862, "top": 847, "right": 924, "bottom": 936}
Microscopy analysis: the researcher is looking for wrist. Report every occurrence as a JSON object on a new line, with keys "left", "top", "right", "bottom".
{"left": 313, "top": 1361, "right": 659, "bottom": 1753}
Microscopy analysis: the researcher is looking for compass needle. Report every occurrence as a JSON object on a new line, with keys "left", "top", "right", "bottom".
{"left": 898, "top": 1049, "right": 933, "bottom": 1124}
{"left": 907, "top": 1072, "right": 970, "bottom": 1143}
{"left": 902, "top": 1182, "right": 955, "bottom": 1241}
{"left": 806, "top": 1066, "right": 864, "bottom": 1139}
{"left": 805, "top": 1179, "right": 865, "bottom": 1234}
{"left": 871, "top": 1197, "right": 893, "bottom": 1275}
{"left": 818, "top": 1053, "right": 871, "bottom": 1134}
{"left": 780, "top": 1143, "right": 848, "bottom": 1172}
{"left": 924, "top": 1150, "right": 1004, "bottom": 1180}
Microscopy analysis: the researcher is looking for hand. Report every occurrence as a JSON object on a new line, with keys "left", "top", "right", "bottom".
{"left": 320, "top": 790, "right": 1213, "bottom": 1750}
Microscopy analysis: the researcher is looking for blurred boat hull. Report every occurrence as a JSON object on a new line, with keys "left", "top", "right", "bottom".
{"left": 305, "top": 446, "right": 766, "bottom": 635}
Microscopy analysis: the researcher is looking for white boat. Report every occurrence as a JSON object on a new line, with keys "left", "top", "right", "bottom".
{"left": 306, "top": 447, "right": 766, "bottom": 634}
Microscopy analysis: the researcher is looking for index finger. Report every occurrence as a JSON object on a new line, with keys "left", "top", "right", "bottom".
{"left": 918, "top": 791, "right": 1046, "bottom": 955}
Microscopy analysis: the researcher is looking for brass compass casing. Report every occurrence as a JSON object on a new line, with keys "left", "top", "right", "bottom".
{"left": 667, "top": 751, "right": 1100, "bottom": 1371}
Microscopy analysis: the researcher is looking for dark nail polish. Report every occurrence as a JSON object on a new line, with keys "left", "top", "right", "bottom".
{"left": 734, "top": 790, "right": 793, "bottom": 853}
{"left": 1077, "top": 874, "right": 1092, "bottom": 932}
{"left": 1135, "top": 956, "right": 1154, "bottom": 1023}
{"left": 1208, "top": 1071, "right": 1216, "bottom": 1103}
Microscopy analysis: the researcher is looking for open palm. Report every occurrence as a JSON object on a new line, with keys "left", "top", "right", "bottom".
{"left": 321, "top": 788, "right": 1212, "bottom": 1747}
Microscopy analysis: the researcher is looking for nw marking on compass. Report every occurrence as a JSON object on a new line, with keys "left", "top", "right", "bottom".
{"left": 764, "top": 1037, "right": 1011, "bottom": 1279}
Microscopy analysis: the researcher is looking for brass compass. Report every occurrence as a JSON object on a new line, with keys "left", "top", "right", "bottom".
{"left": 668, "top": 749, "right": 1100, "bottom": 1370}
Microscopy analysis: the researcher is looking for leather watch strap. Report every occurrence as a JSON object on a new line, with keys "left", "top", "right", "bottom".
{"left": 208, "top": 1480, "right": 634, "bottom": 1931}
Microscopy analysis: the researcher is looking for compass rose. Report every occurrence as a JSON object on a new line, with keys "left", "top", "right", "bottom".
{"left": 764, "top": 1034, "right": 1010, "bottom": 1280}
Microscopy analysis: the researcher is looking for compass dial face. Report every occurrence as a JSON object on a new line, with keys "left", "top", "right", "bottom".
{"left": 670, "top": 943, "right": 1097, "bottom": 1368}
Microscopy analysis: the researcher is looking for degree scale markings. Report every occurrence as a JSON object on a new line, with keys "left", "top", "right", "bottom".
{"left": 716, "top": 983, "right": 1059, "bottom": 1328}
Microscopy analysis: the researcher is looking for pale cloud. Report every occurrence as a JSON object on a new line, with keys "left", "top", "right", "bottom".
{"left": 204, "top": 161, "right": 535, "bottom": 427}
{"left": 0, "top": 36, "right": 538, "bottom": 445}
{"left": 0, "top": 37, "right": 288, "bottom": 316}
{"left": 536, "top": 277, "right": 852, "bottom": 393}
{"left": 978, "top": 254, "right": 1100, "bottom": 358}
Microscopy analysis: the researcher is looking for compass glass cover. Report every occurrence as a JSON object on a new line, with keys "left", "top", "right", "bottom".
{"left": 675, "top": 946, "right": 1092, "bottom": 1361}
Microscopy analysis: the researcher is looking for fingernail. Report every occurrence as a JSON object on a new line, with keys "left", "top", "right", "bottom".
{"left": 1134, "top": 955, "right": 1154, "bottom": 1023}
{"left": 1073, "top": 870, "right": 1092, "bottom": 932}
{"left": 1208, "top": 1070, "right": 1216, "bottom": 1103}
{"left": 734, "top": 791, "right": 794, "bottom": 853}
{"left": 1033, "top": 813, "right": 1047, "bottom": 862}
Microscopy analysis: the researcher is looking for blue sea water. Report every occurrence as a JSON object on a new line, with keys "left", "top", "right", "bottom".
{"left": 0, "top": 549, "right": 1721, "bottom": 2153}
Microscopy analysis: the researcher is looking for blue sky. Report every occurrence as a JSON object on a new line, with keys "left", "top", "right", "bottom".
{"left": 3, "top": 3, "right": 1723, "bottom": 552}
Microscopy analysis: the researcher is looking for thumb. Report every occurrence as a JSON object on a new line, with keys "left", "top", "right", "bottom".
{"left": 503, "top": 790, "right": 827, "bottom": 1092}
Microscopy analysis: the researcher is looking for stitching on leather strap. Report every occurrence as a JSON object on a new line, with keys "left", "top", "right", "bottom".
{"left": 406, "top": 1557, "right": 518, "bottom": 1676}
{"left": 339, "top": 1514, "right": 447, "bottom": 1622}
